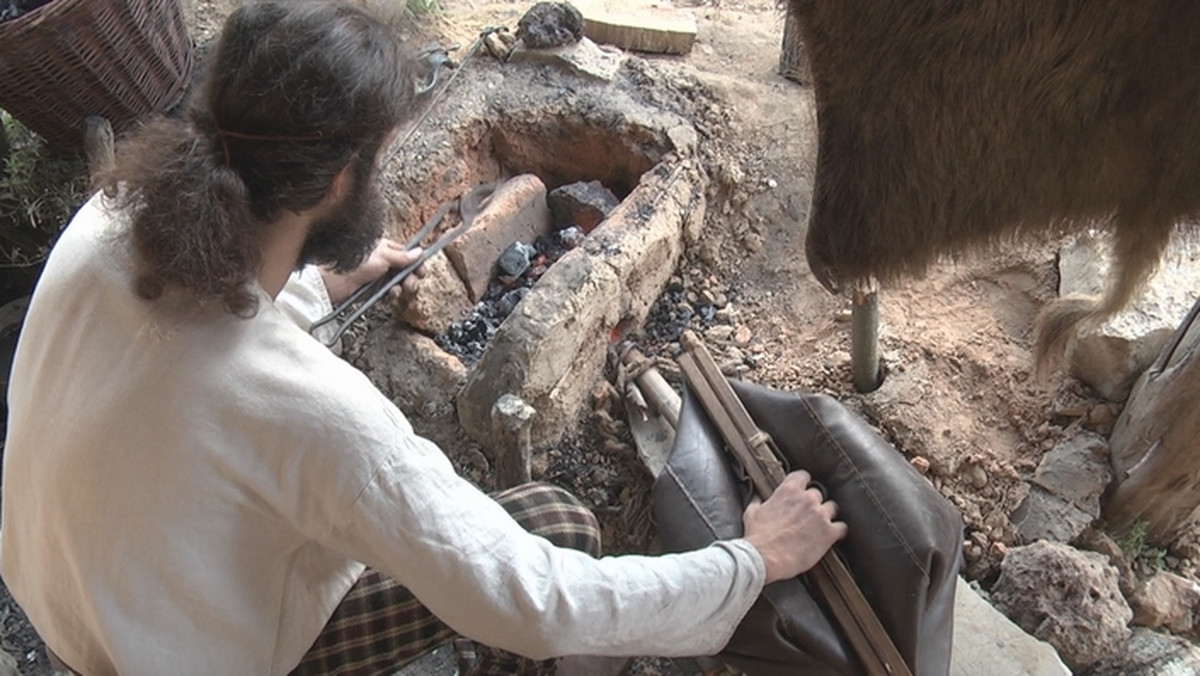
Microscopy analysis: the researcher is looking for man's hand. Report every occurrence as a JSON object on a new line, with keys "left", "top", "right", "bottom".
{"left": 742, "top": 470, "right": 848, "bottom": 584}
{"left": 320, "top": 238, "right": 424, "bottom": 306}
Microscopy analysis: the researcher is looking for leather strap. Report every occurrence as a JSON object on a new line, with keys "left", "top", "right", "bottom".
{"left": 678, "top": 334, "right": 913, "bottom": 676}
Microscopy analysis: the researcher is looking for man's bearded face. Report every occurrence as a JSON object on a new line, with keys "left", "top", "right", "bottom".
{"left": 298, "top": 163, "right": 386, "bottom": 273}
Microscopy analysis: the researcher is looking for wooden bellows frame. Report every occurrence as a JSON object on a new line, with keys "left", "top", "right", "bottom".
{"left": 677, "top": 333, "right": 913, "bottom": 676}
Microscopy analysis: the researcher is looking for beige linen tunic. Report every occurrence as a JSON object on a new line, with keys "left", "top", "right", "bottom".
{"left": 0, "top": 194, "right": 764, "bottom": 675}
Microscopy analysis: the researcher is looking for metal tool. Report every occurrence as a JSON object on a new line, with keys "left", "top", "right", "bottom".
{"left": 309, "top": 182, "right": 498, "bottom": 347}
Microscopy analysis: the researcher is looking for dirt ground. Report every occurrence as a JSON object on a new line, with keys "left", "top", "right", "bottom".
{"left": 0, "top": 0, "right": 1158, "bottom": 673}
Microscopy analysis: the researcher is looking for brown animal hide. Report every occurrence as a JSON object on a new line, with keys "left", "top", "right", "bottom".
{"left": 794, "top": 0, "right": 1200, "bottom": 362}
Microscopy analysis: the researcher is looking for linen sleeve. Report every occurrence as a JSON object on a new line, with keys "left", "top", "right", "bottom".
{"left": 319, "top": 431, "right": 766, "bottom": 661}
{"left": 274, "top": 266, "right": 339, "bottom": 346}
{"left": 275, "top": 266, "right": 332, "bottom": 330}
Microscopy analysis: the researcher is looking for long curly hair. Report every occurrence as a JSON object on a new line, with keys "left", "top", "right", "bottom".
{"left": 100, "top": 1, "right": 414, "bottom": 316}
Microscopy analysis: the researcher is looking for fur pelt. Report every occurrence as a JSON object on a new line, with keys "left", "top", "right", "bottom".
{"left": 793, "top": 0, "right": 1200, "bottom": 364}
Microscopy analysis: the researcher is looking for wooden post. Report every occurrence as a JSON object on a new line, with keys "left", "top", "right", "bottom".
{"left": 778, "top": 1, "right": 812, "bottom": 86}
{"left": 0, "top": 116, "right": 10, "bottom": 166}
{"left": 84, "top": 116, "right": 115, "bottom": 181}
{"left": 852, "top": 285, "right": 882, "bottom": 393}
{"left": 491, "top": 394, "right": 535, "bottom": 489}
{"left": 1104, "top": 296, "right": 1200, "bottom": 544}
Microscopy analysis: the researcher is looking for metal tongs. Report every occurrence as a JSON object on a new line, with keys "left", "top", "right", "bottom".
{"left": 309, "top": 182, "right": 498, "bottom": 347}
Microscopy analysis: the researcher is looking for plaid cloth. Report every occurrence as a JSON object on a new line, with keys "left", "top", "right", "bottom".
{"left": 291, "top": 482, "right": 601, "bottom": 676}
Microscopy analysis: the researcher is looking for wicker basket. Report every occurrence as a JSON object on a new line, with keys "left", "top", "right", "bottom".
{"left": 0, "top": 0, "right": 193, "bottom": 149}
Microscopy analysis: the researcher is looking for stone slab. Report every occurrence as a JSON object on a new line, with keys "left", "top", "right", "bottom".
{"left": 950, "top": 577, "right": 1071, "bottom": 676}
{"left": 576, "top": 0, "right": 698, "bottom": 55}
{"left": 508, "top": 36, "right": 626, "bottom": 82}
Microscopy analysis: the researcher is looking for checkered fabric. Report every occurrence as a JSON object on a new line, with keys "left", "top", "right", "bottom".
{"left": 291, "top": 482, "right": 602, "bottom": 676}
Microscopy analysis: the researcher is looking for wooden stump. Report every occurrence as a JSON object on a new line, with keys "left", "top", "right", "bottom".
{"left": 0, "top": 117, "right": 10, "bottom": 165}
{"left": 1104, "top": 296, "right": 1200, "bottom": 544}
{"left": 778, "top": 1, "right": 812, "bottom": 86}
{"left": 84, "top": 115, "right": 115, "bottom": 181}
{"left": 491, "top": 394, "right": 535, "bottom": 489}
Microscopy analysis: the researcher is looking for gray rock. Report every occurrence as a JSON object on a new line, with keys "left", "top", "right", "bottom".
{"left": 548, "top": 180, "right": 620, "bottom": 232}
{"left": 1059, "top": 229, "right": 1200, "bottom": 401}
{"left": 1084, "top": 627, "right": 1200, "bottom": 676}
{"left": 517, "top": 2, "right": 584, "bottom": 48}
{"left": 1130, "top": 572, "right": 1200, "bottom": 634}
{"left": 1012, "top": 432, "right": 1113, "bottom": 543}
{"left": 991, "top": 541, "right": 1132, "bottom": 670}
{"left": 1011, "top": 486, "right": 1096, "bottom": 544}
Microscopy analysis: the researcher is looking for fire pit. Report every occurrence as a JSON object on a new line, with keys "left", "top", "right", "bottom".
{"left": 360, "top": 49, "right": 709, "bottom": 461}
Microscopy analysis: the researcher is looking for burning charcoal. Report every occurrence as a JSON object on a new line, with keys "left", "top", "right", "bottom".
{"left": 497, "top": 241, "right": 535, "bottom": 278}
{"left": 533, "top": 234, "right": 567, "bottom": 261}
{"left": 548, "top": 181, "right": 620, "bottom": 233}
{"left": 517, "top": 2, "right": 584, "bottom": 49}
{"left": 498, "top": 287, "right": 529, "bottom": 315}
{"left": 556, "top": 225, "right": 585, "bottom": 249}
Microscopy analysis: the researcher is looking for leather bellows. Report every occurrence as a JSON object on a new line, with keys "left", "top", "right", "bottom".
{"left": 651, "top": 380, "right": 963, "bottom": 675}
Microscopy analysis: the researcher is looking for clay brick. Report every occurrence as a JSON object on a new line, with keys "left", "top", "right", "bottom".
{"left": 445, "top": 174, "right": 553, "bottom": 302}
{"left": 393, "top": 251, "right": 473, "bottom": 335}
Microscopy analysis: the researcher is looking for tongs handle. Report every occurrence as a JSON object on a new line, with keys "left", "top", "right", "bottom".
{"left": 309, "top": 182, "right": 498, "bottom": 347}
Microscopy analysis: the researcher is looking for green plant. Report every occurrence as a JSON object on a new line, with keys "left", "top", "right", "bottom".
{"left": 405, "top": 0, "right": 442, "bottom": 20}
{"left": 0, "top": 110, "right": 88, "bottom": 292}
{"left": 1120, "top": 520, "right": 1169, "bottom": 572}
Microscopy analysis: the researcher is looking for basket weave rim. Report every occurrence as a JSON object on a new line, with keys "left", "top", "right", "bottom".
{"left": 0, "top": 0, "right": 99, "bottom": 39}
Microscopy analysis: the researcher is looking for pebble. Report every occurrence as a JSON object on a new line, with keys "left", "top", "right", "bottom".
{"left": 742, "top": 233, "right": 764, "bottom": 252}
{"left": 1054, "top": 404, "right": 1089, "bottom": 418}
{"left": 725, "top": 346, "right": 745, "bottom": 363}
{"left": 989, "top": 541, "right": 1008, "bottom": 559}
{"left": 733, "top": 325, "right": 753, "bottom": 346}
{"left": 1089, "top": 404, "right": 1116, "bottom": 426}
{"left": 766, "top": 178, "right": 778, "bottom": 189}
{"left": 962, "top": 463, "right": 989, "bottom": 488}
{"left": 910, "top": 456, "right": 931, "bottom": 474}
{"left": 714, "top": 307, "right": 737, "bottom": 324}
{"left": 707, "top": 325, "right": 735, "bottom": 342}
{"left": 700, "top": 289, "right": 727, "bottom": 307}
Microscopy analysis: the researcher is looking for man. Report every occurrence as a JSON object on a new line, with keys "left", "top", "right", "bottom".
{"left": 0, "top": 2, "right": 846, "bottom": 674}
